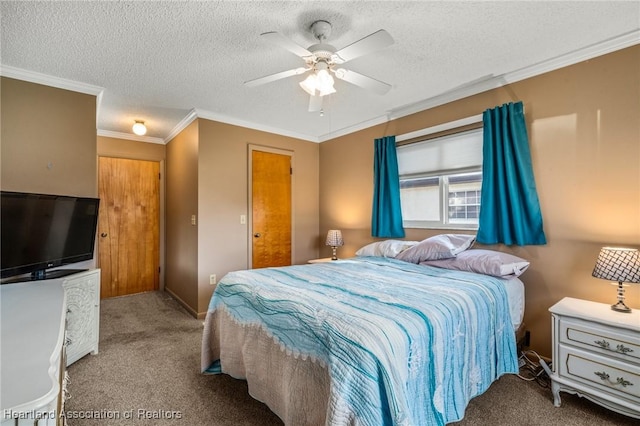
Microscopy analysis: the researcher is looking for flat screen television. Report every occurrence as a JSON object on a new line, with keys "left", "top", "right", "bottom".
{"left": 1, "top": 191, "right": 100, "bottom": 283}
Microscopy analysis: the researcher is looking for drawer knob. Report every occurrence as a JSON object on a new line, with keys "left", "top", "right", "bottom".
{"left": 594, "top": 371, "right": 634, "bottom": 388}
{"left": 594, "top": 339, "right": 634, "bottom": 355}
{"left": 615, "top": 344, "right": 633, "bottom": 354}
{"left": 615, "top": 377, "right": 633, "bottom": 387}
{"left": 595, "top": 371, "right": 609, "bottom": 381}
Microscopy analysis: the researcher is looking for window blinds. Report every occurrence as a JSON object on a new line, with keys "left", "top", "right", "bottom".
{"left": 396, "top": 129, "right": 483, "bottom": 177}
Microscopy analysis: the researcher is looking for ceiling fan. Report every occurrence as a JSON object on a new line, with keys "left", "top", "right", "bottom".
{"left": 244, "top": 20, "right": 394, "bottom": 112}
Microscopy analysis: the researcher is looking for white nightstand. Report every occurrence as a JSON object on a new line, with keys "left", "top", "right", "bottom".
{"left": 549, "top": 297, "right": 640, "bottom": 418}
{"left": 308, "top": 257, "right": 337, "bottom": 263}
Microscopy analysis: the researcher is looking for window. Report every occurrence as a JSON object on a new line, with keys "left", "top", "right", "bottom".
{"left": 397, "top": 128, "right": 483, "bottom": 229}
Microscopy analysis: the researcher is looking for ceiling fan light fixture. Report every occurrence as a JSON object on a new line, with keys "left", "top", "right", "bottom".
{"left": 299, "top": 73, "right": 318, "bottom": 96}
{"left": 300, "top": 67, "right": 336, "bottom": 97}
{"left": 132, "top": 120, "right": 147, "bottom": 136}
{"left": 316, "top": 69, "right": 336, "bottom": 96}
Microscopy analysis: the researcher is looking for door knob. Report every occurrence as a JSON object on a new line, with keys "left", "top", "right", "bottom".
{"left": 101, "top": 233, "right": 108, "bottom": 238}
{"left": 254, "top": 233, "right": 261, "bottom": 238}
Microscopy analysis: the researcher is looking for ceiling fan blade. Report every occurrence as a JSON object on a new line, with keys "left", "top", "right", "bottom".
{"left": 334, "top": 69, "right": 392, "bottom": 95}
{"left": 333, "top": 29, "right": 394, "bottom": 63}
{"left": 244, "top": 67, "right": 309, "bottom": 88}
{"left": 261, "top": 31, "right": 314, "bottom": 58}
{"left": 308, "top": 95, "right": 323, "bottom": 112}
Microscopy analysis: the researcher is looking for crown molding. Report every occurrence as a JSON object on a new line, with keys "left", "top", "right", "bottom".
{"left": 6, "top": 30, "right": 637, "bottom": 144}
{"left": 97, "top": 129, "right": 165, "bottom": 145}
{"left": 194, "top": 108, "right": 319, "bottom": 143}
{"left": 386, "top": 29, "right": 640, "bottom": 122}
{"left": 164, "top": 109, "right": 198, "bottom": 143}
{"left": 503, "top": 29, "right": 640, "bottom": 85}
{"left": 0, "top": 65, "right": 104, "bottom": 96}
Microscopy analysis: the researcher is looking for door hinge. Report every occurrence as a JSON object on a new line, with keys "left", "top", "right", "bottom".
{"left": 290, "top": 167, "right": 293, "bottom": 175}
{"left": 159, "top": 173, "right": 161, "bottom": 180}
{"left": 158, "top": 266, "right": 161, "bottom": 274}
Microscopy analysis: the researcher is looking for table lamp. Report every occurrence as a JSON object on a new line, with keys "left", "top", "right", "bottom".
{"left": 325, "top": 230, "right": 344, "bottom": 261}
{"left": 592, "top": 247, "right": 640, "bottom": 313}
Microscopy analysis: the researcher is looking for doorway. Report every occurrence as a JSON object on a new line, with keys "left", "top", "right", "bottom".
{"left": 98, "top": 156, "right": 160, "bottom": 298}
{"left": 249, "top": 146, "right": 293, "bottom": 268}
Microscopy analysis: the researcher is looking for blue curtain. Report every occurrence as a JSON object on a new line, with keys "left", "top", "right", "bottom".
{"left": 372, "top": 136, "right": 405, "bottom": 238}
{"left": 477, "top": 102, "right": 547, "bottom": 245}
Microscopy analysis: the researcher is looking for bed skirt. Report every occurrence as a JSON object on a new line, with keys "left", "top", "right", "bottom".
{"left": 203, "top": 307, "right": 332, "bottom": 425}
{"left": 203, "top": 307, "right": 526, "bottom": 426}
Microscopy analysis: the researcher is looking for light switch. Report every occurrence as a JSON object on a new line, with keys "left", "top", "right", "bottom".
{"left": 240, "top": 214, "right": 246, "bottom": 225}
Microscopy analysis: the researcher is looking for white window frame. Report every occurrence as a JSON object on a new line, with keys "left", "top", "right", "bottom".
{"left": 396, "top": 116, "right": 483, "bottom": 230}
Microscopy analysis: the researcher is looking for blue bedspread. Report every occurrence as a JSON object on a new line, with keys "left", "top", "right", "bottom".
{"left": 202, "top": 257, "right": 518, "bottom": 426}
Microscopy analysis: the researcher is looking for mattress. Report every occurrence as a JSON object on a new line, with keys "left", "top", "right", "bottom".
{"left": 502, "top": 276, "right": 525, "bottom": 331}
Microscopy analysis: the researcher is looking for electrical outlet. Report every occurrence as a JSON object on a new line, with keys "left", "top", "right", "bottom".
{"left": 209, "top": 274, "right": 216, "bottom": 285}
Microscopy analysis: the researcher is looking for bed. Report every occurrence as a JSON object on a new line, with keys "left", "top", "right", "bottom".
{"left": 202, "top": 249, "right": 524, "bottom": 426}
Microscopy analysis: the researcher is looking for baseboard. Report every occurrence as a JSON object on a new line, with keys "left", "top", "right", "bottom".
{"left": 164, "top": 287, "right": 200, "bottom": 318}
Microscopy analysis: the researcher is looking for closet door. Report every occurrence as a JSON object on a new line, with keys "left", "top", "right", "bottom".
{"left": 98, "top": 157, "right": 160, "bottom": 298}
{"left": 250, "top": 149, "right": 292, "bottom": 269}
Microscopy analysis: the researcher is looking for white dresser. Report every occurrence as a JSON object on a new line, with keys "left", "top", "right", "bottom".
{"left": 1, "top": 269, "right": 101, "bottom": 425}
{"left": 1, "top": 280, "right": 67, "bottom": 425}
{"left": 62, "top": 269, "right": 101, "bottom": 366}
{"left": 549, "top": 297, "right": 640, "bottom": 418}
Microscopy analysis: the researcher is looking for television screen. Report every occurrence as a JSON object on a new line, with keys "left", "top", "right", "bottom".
{"left": 1, "top": 191, "right": 100, "bottom": 281}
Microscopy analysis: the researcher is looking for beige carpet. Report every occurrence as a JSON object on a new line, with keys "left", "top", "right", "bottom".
{"left": 65, "top": 291, "right": 636, "bottom": 425}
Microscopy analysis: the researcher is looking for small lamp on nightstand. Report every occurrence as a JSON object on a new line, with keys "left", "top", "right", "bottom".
{"left": 592, "top": 247, "right": 640, "bottom": 313}
{"left": 325, "top": 230, "right": 344, "bottom": 261}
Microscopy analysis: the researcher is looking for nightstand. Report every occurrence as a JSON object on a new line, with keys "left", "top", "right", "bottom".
{"left": 549, "top": 297, "right": 640, "bottom": 418}
{"left": 308, "top": 257, "right": 336, "bottom": 264}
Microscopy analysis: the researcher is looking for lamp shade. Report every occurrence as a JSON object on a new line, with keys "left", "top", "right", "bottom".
{"left": 325, "top": 230, "right": 344, "bottom": 247}
{"left": 592, "top": 247, "right": 640, "bottom": 283}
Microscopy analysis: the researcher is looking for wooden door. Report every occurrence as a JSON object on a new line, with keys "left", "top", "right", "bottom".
{"left": 98, "top": 157, "right": 160, "bottom": 298}
{"left": 251, "top": 150, "right": 292, "bottom": 268}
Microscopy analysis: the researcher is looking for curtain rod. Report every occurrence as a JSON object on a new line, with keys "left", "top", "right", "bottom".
{"left": 395, "top": 103, "right": 525, "bottom": 143}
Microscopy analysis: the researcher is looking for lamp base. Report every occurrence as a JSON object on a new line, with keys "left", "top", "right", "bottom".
{"left": 331, "top": 246, "right": 338, "bottom": 261}
{"left": 611, "top": 281, "right": 632, "bottom": 313}
{"left": 611, "top": 301, "right": 632, "bottom": 313}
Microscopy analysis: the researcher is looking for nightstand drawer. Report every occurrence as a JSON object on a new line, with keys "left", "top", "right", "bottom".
{"left": 559, "top": 317, "right": 640, "bottom": 364}
{"left": 558, "top": 345, "right": 640, "bottom": 402}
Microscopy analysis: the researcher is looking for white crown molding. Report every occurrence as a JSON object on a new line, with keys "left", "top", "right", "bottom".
{"left": 97, "top": 129, "right": 165, "bottom": 145}
{"left": 503, "top": 29, "right": 640, "bottom": 85}
{"left": 164, "top": 109, "right": 198, "bottom": 143}
{"left": 194, "top": 108, "right": 320, "bottom": 143}
{"left": 386, "top": 29, "right": 640, "bottom": 122}
{"left": 0, "top": 65, "right": 104, "bottom": 96}
{"left": 6, "top": 30, "right": 637, "bottom": 144}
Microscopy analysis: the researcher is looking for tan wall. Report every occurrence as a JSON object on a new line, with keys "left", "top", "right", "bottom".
{"left": 165, "top": 120, "right": 199, "bottom": 313}
{"left": 1, "top": 77, "right": 98, "bottom": 271}
{"left": 1, "top": 77, "right": 97, "bottom": 197}
{"left": 97, "top": 136, "right": 166, "bottom": 162}
{"left": 196, "top": 119, "right": 319, "bottom": 313}
{"left": 320, "top": 46, "right": 640, "bottom": 357}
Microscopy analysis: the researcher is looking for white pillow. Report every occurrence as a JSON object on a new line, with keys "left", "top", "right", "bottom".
{"left": 355, "top": 240, "right": 418, "bottom": 258}
{"left": 420, "top": 249, "right": 530, "bottom": 278}
{"left": 396, "top": 234, "right": 476, "bottom": 263}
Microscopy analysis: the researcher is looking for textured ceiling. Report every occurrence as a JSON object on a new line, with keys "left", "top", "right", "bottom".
{"left": 1, "top": 1, "right": 639, "bottom": 143}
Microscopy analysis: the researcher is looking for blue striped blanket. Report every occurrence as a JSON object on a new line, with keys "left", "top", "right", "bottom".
{"left": 202, "top": 257, "right": 517, "bottom": 425}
